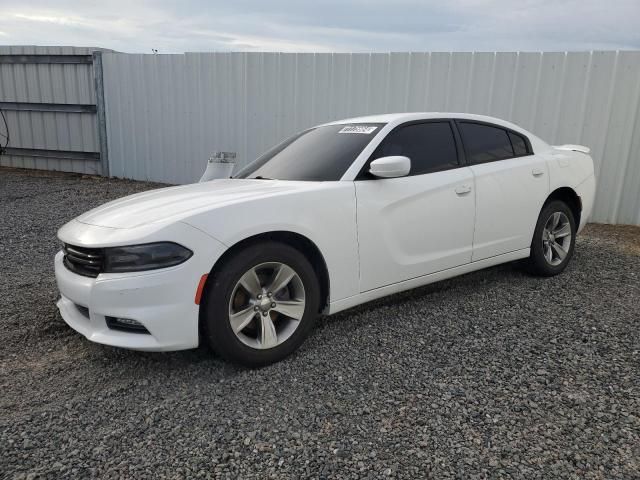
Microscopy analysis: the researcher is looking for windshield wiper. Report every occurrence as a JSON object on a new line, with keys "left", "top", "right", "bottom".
{"left": 252, "top": 175, "right": 276, "bottom": 180}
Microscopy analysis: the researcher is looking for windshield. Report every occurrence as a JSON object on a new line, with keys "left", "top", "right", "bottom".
{"left": 234, "top": 123, "right": 385, "bottom": 181}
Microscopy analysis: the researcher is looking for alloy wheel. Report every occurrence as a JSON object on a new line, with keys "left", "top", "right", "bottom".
{"left": 542, "top": 211, "right": 572, "bottom": 266}
{"left": 228, "top": 262, "right": 306, "bottom": 349}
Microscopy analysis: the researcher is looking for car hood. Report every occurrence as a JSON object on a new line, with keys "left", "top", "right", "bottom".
{"left": 76, "top": 179, "right": 319, "bottom": 229}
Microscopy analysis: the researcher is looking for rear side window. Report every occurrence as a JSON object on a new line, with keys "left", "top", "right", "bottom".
{"left": 458, "top": 122, "right": 514, "bottom": 164}
{"left": 368, "top": 122, "right": 458, "bottom": 177}
{"left": 508, "top": 131, "right": 529, "bottom": 156}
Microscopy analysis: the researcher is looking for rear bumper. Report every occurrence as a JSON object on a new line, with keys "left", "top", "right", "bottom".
{"left": 576, "top": 173, "right": 596, "bottom": 233}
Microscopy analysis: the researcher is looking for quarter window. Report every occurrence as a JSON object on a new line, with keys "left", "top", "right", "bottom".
{"left": 367, "top": 122, "right": 458, "bottom": 177}
{"left": 508, "top": 131, "right": 529, "bottom": 156}
{"left": 458, "top": 122, "right": 514, "bottom": 164}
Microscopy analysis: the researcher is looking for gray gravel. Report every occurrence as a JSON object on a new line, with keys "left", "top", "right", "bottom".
{"left": 1, "top": 167, "right": 639, "bottom": 479}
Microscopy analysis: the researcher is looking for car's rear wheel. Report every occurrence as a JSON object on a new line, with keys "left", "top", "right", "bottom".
{"left": 202, "top": 241, "right": 320, "bottom": 367}
{"left": 526, "top": 200, "right": 576, "bottom": 276}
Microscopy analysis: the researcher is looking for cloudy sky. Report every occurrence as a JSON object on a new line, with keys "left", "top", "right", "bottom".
{"left": 0, "top": 0, "right": 638, "bottom": 53}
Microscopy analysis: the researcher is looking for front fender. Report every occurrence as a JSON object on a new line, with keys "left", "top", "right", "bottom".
{"left": 182, "top": 183, "right": 360, "bottom": 304}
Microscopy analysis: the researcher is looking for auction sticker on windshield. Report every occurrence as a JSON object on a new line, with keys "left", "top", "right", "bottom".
{"left": 338, "top": 125, "right": 378, "bottom": 134}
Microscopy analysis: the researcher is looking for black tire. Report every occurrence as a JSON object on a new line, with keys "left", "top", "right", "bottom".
{"left": 202, "top": 241, "right": 320, "bottom": 367}
{"left": 526, "top": 200, "right": 576, "bottom": 276}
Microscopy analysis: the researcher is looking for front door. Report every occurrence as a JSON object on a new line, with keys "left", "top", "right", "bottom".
{"left": 355, "top": 121, "right": 476, "bottom": 292}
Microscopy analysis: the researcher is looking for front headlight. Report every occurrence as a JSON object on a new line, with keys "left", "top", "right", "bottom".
{"left": 103, "top": 242, "right": 193, "bottom": 273}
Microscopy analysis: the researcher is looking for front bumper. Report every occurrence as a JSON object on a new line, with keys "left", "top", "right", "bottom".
{"left": 54, "top": 221, "right": 227, "bottom": 351}
{"left": 55, "top": 252, "right": 200, "bottom": 350}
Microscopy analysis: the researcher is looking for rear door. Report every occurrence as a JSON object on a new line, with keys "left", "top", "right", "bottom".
{"left": 355, "top": 121, "right": 476, "bottom": 292}
{"left": 456, "top": 121, "right": 549, "bottom": 261}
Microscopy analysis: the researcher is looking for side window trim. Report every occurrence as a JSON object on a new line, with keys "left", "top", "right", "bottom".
{"left": 356, "top": 119, "right": 464, "bottom": 180}
{"left": 453, "top": 119, "right": 533, "bottom": 166}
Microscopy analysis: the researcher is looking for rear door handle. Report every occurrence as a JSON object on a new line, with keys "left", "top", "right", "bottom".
{"left": 455, "top": 185, "right": 472, "bottom": 195}
{"left": 532, "top": 168, "right": 545, "bottom": 177}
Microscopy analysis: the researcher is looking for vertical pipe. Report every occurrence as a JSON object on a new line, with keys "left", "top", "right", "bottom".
{"left": 93, "top": 51, "right": 109, "bottom": 176}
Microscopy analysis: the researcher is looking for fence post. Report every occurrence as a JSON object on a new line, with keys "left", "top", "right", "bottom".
{"left": 93, "top": 51, "right": 110, "bottom": 177}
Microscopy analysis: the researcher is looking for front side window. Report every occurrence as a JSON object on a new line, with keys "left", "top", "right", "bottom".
{"left": 362, "top": 121, "right": 459, "bottom": 178}
{"left": 234, "top": 123, "right": 384, "bottom": 181}
{"left": 458, "top": 122, "right": 515, "bottom": 164}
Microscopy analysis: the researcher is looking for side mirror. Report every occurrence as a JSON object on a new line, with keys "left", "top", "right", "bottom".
{"left": 368, "top": 156, "right": 411, "bottom": 179}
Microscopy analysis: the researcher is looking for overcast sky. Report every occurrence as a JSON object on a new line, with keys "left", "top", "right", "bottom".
{"left": 1, "top": 0, "right": 638, "bottom": 53}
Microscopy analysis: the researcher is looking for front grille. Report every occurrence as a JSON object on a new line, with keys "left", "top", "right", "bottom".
{"left": 63, "top": 244, "right": 104, "bottom": 277}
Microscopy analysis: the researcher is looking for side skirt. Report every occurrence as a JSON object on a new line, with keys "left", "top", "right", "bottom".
{"left": 326, "top": 248, "right": 530, "bottom": 315}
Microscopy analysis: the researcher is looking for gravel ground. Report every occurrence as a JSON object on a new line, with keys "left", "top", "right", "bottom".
{"left": 1, "top": 168, "right": 639, "bottom": 479}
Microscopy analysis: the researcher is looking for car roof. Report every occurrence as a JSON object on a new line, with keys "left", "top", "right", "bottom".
{"left": 320, "top": 112, "right": 549, "bottom": 150}
{"left": 323, "top": 112, "right": 513, "bottom": 128}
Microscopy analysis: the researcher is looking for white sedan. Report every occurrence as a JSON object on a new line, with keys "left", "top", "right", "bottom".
{"left": 55, "top": 113, "right": 596, "bottom": 366}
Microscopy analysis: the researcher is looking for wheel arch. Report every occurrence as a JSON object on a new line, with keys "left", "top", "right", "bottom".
{"left": 198, "top": 230, "right": 331, "bottom": 337}
{"left": 544, "top": 186, "right": 582, "bottom": 227}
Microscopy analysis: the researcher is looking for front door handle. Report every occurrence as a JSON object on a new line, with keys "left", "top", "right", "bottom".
{"left": 532, "top": 168, "right": 545, "bottom": 177}
{"left": 455, "top": 185, "right": 472, "bottom": 195}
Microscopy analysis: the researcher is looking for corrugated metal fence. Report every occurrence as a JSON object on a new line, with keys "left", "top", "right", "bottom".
{"left": 2, "top": 49, "right": 638, "bottom": 224}
{"left": 0, "top": 45, "right": 108, "bottom": 175}
{"left": 102, "top": 51, "right": 640, "bottom": 225}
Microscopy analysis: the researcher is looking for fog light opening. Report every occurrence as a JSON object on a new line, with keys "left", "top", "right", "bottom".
{"left": 106, "top": 316, "right": 150, "bottom": 334}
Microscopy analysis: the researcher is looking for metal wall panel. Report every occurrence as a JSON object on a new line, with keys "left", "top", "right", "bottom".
{"left": 102, "top": 51, "right": 640, "bottom": 224}
{"left": 0, "top": 45, "right": 102, "bottom": 175}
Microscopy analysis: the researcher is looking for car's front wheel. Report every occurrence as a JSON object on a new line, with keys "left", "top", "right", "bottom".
{"left": 202, "top": 241, "right": 320, "bottom": 367}
{"left": 527, "top": 200, "right": 576, "bottom": 276}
